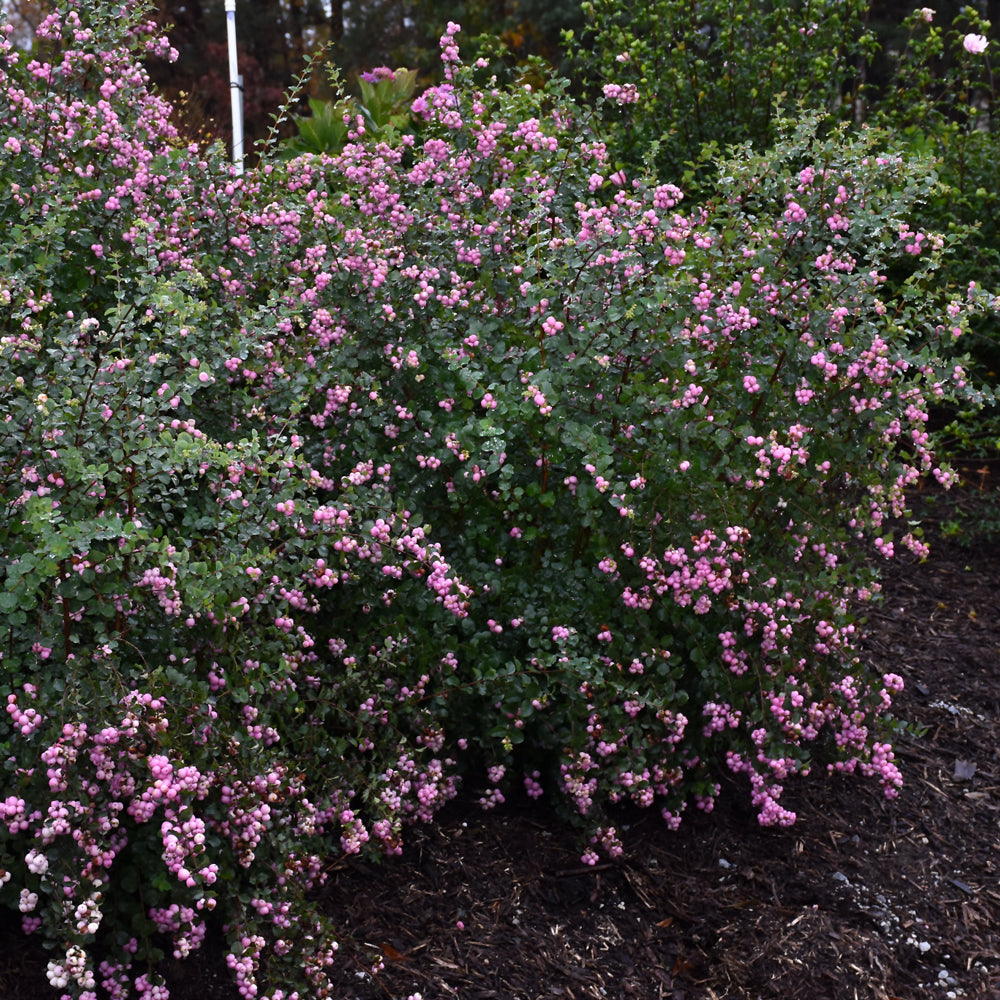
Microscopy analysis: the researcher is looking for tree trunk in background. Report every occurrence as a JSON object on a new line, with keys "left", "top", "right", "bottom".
{"left": 329, "top": 0, "right": 344, "bottom": 41}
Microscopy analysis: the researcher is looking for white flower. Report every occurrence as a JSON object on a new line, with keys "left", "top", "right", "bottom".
{"left": 963, "top": 33, "right": 988, "bottom": 54}
{"left": 918, "top": 8, "right": 934, "bottom": 23}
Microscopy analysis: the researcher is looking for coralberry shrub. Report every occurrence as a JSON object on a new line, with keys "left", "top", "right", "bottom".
{"left": 575, "top": 0, "right": 1000, "bottom": 449}
{"left": 0, "top": 4, "right": 993, "bottom": 999}
{"left": 871, "top": 4, "right": 1000, "bottom": 447}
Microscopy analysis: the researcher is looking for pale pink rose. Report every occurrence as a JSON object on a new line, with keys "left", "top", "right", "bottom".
{"left": 963, "top": 33, "right": 988, "bottom": 54}
{"left": 918, "top": 8, "right": 934, "bottom": 23}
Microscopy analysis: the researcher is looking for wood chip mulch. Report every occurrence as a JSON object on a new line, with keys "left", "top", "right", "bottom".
{"left": 3, "top": 491, "right": 999, "bottom": 1000}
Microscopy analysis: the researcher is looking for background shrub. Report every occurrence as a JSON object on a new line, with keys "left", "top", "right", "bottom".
{"left": 574, "top": 0, "right": 876, "bottom": 184}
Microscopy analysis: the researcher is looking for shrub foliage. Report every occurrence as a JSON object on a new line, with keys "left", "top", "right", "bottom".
{"left": 0, "top": 3, "right": 995, "bottom": 998}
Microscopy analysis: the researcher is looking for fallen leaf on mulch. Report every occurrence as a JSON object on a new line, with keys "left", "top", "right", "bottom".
{"left": 954, "top": 759, "right": 978, "bottom": 781}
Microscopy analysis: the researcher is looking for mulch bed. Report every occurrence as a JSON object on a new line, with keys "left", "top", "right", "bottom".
{"left": 3, "top": 490, "right": 999, "bottom": 1000}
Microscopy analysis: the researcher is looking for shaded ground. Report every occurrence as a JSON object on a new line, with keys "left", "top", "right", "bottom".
{"left": 3, "top": 483, "right": 999, "bottom": 1000}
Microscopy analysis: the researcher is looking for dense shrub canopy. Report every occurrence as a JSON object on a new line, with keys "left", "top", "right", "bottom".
{"left": 0, "top": 3, "right": 995, "bottom": 998}
{"left": 575, "top": 0, "right": 1000, "bottom": 438}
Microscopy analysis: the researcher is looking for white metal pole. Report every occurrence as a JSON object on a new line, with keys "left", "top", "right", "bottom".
{"left": 224, "top": 0, "right": 244, "bottom": 174}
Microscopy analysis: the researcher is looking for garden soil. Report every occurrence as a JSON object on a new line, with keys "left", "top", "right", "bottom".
{"left": 3, "top": 485, "right": 999, "bottom": 1000}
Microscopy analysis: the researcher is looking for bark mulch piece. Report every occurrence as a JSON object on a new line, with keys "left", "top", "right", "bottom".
{"left": 3, "top": 505, "right": 1000, "bottom": 1000}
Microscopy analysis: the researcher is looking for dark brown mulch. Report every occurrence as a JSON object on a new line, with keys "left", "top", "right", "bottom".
{"left": 3, "top": 492, "right": 999, "bottom": 1000}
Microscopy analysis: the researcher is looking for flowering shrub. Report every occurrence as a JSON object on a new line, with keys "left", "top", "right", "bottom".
{"left": 872, "top": 6, "right": 996, "bottom": 261}
{"left": 576, "top": 0, "right": 1000, "bottom": 456}
{"left": 0, "top": 3, "right": 995, "bottom": 998}
{"left": 870, "top": 4, "right": 1000, "bottom": 453}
